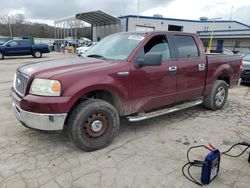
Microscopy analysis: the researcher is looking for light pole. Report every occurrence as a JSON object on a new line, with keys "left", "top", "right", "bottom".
{"left": 136, "top": 0, "right": 140, "bottom": 30}
{"left": 207, "top": 17, "right": 222, "bottom": 53}
{"left": 8, "top": 16, "right": 13, "bottom": 37}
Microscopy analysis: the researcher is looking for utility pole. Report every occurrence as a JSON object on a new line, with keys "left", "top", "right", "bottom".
{"left": 230, "top": 6, "right": 234, "bottom": 20}
{"left": 136, "top": 0, "right": 140, "bottom": 30}
{"left": 8, "top": 16, "right": 13, "bottom": 37}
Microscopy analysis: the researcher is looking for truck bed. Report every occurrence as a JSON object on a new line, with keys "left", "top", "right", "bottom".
{"left": 204, "top": 54, "right": 242, "bottom": 95}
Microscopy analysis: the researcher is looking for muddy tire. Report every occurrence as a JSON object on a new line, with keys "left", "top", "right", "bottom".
{"left": 68, "top": 99, "right": 119, "bottom": 151}
{"left": 203, "top": 80, "right": 228, "bottom": 110}
{"left": 33, "top": 50, "right": 42, "bottom": 58}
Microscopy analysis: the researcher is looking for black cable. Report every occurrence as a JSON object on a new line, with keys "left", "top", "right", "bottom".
{"left": 186, "top": 145, "right": 207, "bottom": 162}
{"left": 182, "top": 145, "right": 211, "bottom": 186}
{"left": 182, "top": 162, "right": 203, "bottom": 186}
{"left": 221, "top": 142, "right": 250, "bottom": 158}
{"left": 187, "top": 164, "right": 203, "bottom": 186}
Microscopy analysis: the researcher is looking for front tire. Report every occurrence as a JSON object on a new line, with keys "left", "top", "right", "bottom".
{"left": 0, "top": 52, "right": 4, "bottom": 60}
{"left": 68, "top": 99, "right": 120, "bottom": 151}
{"left": 203, "top": 80, "right": 228, "bottom": 110}
{"left": 33, "top": 50, "right": 42, "bottom": 58}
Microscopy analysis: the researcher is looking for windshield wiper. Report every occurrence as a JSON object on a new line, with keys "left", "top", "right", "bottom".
{"left": 87, "top": 54, "right": 107, "bottom": 60}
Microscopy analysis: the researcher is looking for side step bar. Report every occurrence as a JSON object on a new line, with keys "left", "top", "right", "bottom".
{"left": 127, "top": 99, "right": 203, "bottom": 122}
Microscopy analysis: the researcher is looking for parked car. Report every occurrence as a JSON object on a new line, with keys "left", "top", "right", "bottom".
{"left": 241, "top": 53, "right": 250, "bottom": 83}
{"left": 0, "top": 39, "right": 50, "bottom": 60}
{"left": 0, "top": 37, "right": 12, "bottom": 45}
{"left": 53, "top": 39, "right": 69, "bottom": 46}
{"left": 76, "top": 42, "right": 96, "bottom": 56}
{"left": 11, "top": 31, "right": 242, "bottom": 151}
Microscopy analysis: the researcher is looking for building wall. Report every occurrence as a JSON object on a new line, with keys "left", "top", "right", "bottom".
{"left": 122, "top": 17, "right": 249, "bottom": 33}
{"left": 201, "top": 38, "right": 250, "bottom": 54}
{"left": 93, "top": 23, "right": 121, "bottom": 41}
{"left": 90, "top": 14, "right": 250, "bottom": 54}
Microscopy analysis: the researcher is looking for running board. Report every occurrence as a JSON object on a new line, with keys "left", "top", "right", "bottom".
{"left": 127, "top": 99, "right": 203, "bottom": 122}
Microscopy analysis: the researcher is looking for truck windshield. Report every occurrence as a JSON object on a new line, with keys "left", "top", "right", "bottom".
{"left": 84, "top": 33, "right": 145, "bottom": 61}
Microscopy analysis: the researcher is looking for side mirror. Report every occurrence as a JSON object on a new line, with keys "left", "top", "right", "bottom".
{"left": 135, "top": 53, "right": 162, "bottom": 68}
{"left": 6, "top": 44, "right": 11, "bottom": 47}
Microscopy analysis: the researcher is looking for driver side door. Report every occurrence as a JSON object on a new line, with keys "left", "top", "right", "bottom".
{"left": 4, "top": 40, "right": 20, "bottom": 56}
{"left": 130, "top": 34, "right": 177, "bottom": 113}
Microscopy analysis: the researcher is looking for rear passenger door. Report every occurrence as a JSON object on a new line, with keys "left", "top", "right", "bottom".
{"left": 17, "top": 40, "right": 31, "bottom": 55}
{"left": 171, "top": 35, "right": 206, "bottom": 102}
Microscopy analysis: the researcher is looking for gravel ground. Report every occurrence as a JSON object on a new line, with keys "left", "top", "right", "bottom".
{"left": 0, "top": 52, "right": 249, "bottom": 188}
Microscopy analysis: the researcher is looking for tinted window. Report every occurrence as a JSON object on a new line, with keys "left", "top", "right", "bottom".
{"left": 18, "top": 40, "right": 30, "bottom": 46}
{"left": 243, "top": 54, "right": 250, "bottom": 61}
{"left": 144, "top": 35, "right": 171, "bottom": 61}
{"left": 8, "top": 41, "right": 18, "bottom": 46}
{"left": 175, "top": 35, "right": 199, "bottom": 59}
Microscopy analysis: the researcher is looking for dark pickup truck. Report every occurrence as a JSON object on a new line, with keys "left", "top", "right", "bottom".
{"left": 11, "top": 31, "right": 242, "bottom": 151}
{"left": 0, "top": 39, "right": 49, "bottom": 60}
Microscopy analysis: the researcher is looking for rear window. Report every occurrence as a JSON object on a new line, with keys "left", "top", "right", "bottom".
{"left": 18, "top": 40, "right": 30, "bottom": 46}
{"left": 175, "top": 35, "right": 199, "bottom": 59}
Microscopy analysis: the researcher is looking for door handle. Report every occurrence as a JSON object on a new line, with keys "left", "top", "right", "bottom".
{"left": 169, "top": 66, "right": 177, "bottom": 73}
{"left": 198, "top": 63, "right": 206, "bottom": 71}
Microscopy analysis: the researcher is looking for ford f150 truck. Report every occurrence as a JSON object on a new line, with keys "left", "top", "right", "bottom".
{"left": 11, "top": 31, "right": 242, "bottom": 151}
{"left": 0, "top": 39, "right": 49, "bottom": 60}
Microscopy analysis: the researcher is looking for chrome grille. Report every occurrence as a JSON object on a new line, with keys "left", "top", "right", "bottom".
{"left": 14, "top": 72, "right": 29, "bottom": 96}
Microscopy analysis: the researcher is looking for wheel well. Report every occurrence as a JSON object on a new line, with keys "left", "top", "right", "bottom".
{"left": 85, "top": 90, "right": 123, "bottom": 115}
{"left": 33, "top": 49, "right": 41, "bottom": 53}
{"left": 64, "top": 90, "right": 124, "bottom": 128}
{"left": 217, "top": 74, "right": 230, "bottom": 85}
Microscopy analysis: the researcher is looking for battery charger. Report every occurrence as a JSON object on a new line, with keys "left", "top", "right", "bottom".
{"left": 182, "top": 142, "right": 250, "bottom": 186}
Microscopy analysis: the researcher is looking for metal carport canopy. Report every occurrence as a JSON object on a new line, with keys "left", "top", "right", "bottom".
{"left": 76, "top": 10, "right": 121, "bottom": 26}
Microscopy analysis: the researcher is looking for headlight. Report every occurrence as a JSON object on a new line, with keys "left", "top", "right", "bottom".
{"left": 29, "top": 78, "right": 61, "bottom": 96}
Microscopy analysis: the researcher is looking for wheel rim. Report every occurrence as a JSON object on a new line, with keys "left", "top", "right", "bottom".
{"left": 83, "top": 112, "right": 108, "bottom": 138}
{"left": 215, "top": 86, "right": 226, "bottom": 106}
{"left": 0, "top": 53, "right": 3, "bottom": 59}
{"left": 35, "top": 51, "right": 41, "bottom": 57}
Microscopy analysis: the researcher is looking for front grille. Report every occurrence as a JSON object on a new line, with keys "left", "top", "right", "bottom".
{"left": 243, "top": 70, "right": 250, "bottom": 75}
{"left": 14, "top": 72, "right": 29, "bottom": 96}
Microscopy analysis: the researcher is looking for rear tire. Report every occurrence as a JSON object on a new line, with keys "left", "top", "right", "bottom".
{"left": 68, "top": 99, "right": 119, "bottom": 151}
{"left": 0, "top": 52, "right": 4, "bottom": 60}
{"left": 33, "top": 50, "right": 42, "bottom": 58}
{"left": 203, "top": 80, "right": 228, "bottom": 110}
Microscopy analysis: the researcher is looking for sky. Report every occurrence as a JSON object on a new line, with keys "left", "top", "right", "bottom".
{"left": 1, "top": 0, "right": 250, "bottom": 26}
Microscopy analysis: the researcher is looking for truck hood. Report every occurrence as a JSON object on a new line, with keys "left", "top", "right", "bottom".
{"left": 18, "top": 57, "right": 114, "bottom": 78}
{"left": 243, "top": 60, "right": 250, "bottom": 70}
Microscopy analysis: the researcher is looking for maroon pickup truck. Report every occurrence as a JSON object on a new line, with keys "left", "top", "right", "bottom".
{"left": 11, "top": 31, "right": 242, "bottom": 151}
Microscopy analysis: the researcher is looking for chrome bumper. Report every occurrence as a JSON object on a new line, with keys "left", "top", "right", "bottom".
{"left": 12, "top": 102, "right": 67, "bottom": 131}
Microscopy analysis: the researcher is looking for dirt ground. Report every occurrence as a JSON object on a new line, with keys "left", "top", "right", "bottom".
{"left": 0, "top": 52, "right": 249, "bottom": 188}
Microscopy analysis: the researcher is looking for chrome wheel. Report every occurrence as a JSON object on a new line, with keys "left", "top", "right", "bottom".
{"left": 215, "top": 86, "right": 226, "bottom": 106}
{"left": 35, "top": 51, "right": 41, "bottom": 57}
{"left": 0, "top": 53, "right": 3, "bottom": 60}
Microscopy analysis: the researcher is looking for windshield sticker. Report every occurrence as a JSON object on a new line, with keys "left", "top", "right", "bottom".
{"left": 128, "top": 35, "right": 144, "bottom": 41}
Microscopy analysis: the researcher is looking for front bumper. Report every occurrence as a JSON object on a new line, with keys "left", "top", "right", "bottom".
{"left": 237, "top": 78, "right": 242, "bottom": 86}
{"left": 12, "top": 102, "right": 67, "bottom": 131}
{"left": 241, "top": 70, "right": 250, "bottom": 83}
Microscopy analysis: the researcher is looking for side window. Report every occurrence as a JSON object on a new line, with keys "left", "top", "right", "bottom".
{"left": 175, "top": 35, "right": 199, "bottom": 59}
{"left": 18, "top": 40, "right": 29, "bottom": 46}
{"left": 8, "top": 41, "right": 18, "bottom": 46}
{"left": 144, "top": 35, "right": 171, "bottom": 61}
